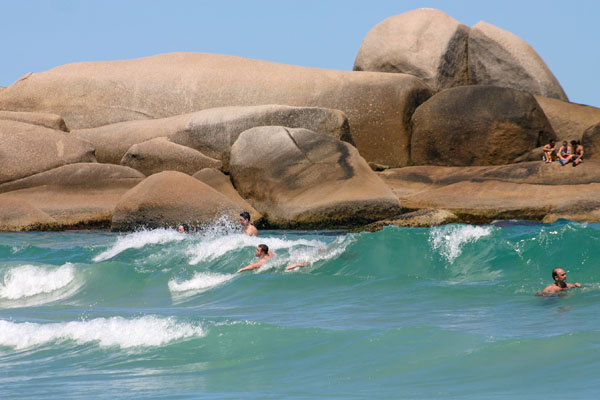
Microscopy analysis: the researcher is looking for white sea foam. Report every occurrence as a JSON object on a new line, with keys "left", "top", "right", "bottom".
{"left": 0, "top": 316, "right": 205, "bottom": 350}
{"left": 429, "top": 225, "right": 493, "bottom": 263}
{"left": 285, "top": 236, "right": 353, "bottom": 271}
{"left": 168, "top": 272, "right": 234, "bottom": 294}
{"left": 0, "top": 263, "right": 76, "bottom": 300}
{"left": 187, "top": 233, "right": 324, "bottom": 265}
{"left": 94, "top": 229, "right": 185, "bottom": 262}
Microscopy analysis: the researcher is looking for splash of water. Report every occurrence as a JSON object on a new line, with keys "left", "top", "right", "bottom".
{"left": 0, "top": 263, "right": 76, "bottom": 300}
{"left": 429, "top": 225, "right": 494, "bottom": 263}
{"left": 93, "top": 229, "right": 186, "bottom": 262}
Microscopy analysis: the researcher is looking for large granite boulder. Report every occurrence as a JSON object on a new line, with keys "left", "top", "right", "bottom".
{"left": 534, "top": 96, "right": 600, "bottom": 141}
{"left": 468, "top": 21, "right": 568, "bottom": 101}
{"left": 111, "top": 171, "right": 242, "bottom": 231}
{"left": 168, "top": 105, "right": 353, "bottom": 170}
{"left": 120, "top": 137, "right": 222, "bottom": 176}
{"left": 74, "top": 104, "right": 353, "bottom": 169}
{"left": 0, "top": 52, "right": 434, "bottom": 167}
{"left": 0, "top": 110, "right": 68, "bottom": 131}
{"left": 379, "top": 161, "right": 600, "bottom": 223}
{"left": 0, "top": 120, "right": 96, "bottom": 184}
{"left": 229, "top": 126, "right": 402, "bottom": 228}
{"left": 353, "top": 8, "right": 469, "bottom": 90}
{"left": 192, "top": 168, "right": 261, "bottom": 222}
{"left": 0, "top": 198, "right": 59, "bottom": 231}
{"left": 582, "top": 122, "right": 600, "bottom": 159}
{"left": 410, "top": 86, "right": 556, "bottom": 166}
{"left": 0, "top": 163, "right": 144, "bottom": 229}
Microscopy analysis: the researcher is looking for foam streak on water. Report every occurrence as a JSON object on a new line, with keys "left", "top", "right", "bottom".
{"left": 168, "top": 272, "right": 235, "bottom": 299}
{"left": 187, "top": 233, "right": 326, "bottom": 265}
{"left": 93, "top": 229, "right": 185, "bottom": 261}
{"left": 0, "top": 316, "right": 205, "bottom": 350}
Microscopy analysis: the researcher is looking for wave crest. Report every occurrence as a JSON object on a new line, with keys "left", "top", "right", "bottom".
{"left": 429, "top": 225, "right": 494, "bottom": 263}
{"left": 0, "top": 263, "right": 76, "bottom": 300}
{"left": 0, "top": 316, "right": 205, "bottom": 350}
{"left": 94, "top": 229, "right": 185, "bottom": 262}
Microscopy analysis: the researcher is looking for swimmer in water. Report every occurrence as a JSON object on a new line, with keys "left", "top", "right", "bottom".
{"left": 536, "top": 267, "right": 581, "bottom": 296}
{"left": 177, "top": 223, "right": 190, "bottom": 234}
{"left": 236, "top": 244, "right": 274, "bottom": 273}
{"left": 240, "top": 211, "right": 258, "bottom": 236}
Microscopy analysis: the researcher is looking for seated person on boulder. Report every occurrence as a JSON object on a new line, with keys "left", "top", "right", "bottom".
{"left": 542, "top": 139, "right": 556, "bottom": 163}
{"left": 557, "top": 140, "right": 572, "bottom": 165}
{"left": 571, "top": 140, "right": 584, "bottom": 166}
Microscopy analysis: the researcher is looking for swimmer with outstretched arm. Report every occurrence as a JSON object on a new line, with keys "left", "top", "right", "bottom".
{"left": 536, "top": 267, "right": 581, "bottom": 296}
{"left": 236, "top": 244, "right": 274, "bottom": 273}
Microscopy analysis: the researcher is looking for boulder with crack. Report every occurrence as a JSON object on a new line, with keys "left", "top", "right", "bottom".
{"left": 229, "top": 126, "right": 402, "bottom": 228}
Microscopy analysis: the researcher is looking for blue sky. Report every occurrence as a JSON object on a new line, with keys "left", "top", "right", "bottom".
{"left": 1, "top": 0, "right": 598, "bottom": 107}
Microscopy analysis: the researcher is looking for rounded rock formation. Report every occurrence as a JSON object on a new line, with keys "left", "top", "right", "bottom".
{"left": 111, "top": 171, "right": 242, "bottom": 231}
{"left": 0, "top": 110, "right": 68, "bottom": 131}
{"left": 0, "top": 120, "right": 96, "bottom": 184}
{"left": 0, "top": 198, "right": 58, "bottom": 231}
{"left": 0, "top": 52, "right": 433, "bottom": 167}
{"left": 410, "top": 86, "right": 556, "bottom": 166}
{"left": 0, "top": 163, "right": 145, "bottom": 229}
{"left": 468, "top": 21, "right": 568, "bottom": 101}
{"left": 229, "top": 126, "right": 402, "bottom": 228}
{"left": 353, "top": 8, "right": 469, "bottom": 90}
{"left": 582, "top": 122, "right": 600, "bottom": 160}
{"left": 120, "top": 137, "right": 222, "bottom": 176}
{"left": 74, "top": 104, "right": 353, "bottom": 167}
{"left": 193, "top": 168, "right": 261, "bottom": 222}
{"left": 534, "top": 96, "right": 600, "bottom": 142}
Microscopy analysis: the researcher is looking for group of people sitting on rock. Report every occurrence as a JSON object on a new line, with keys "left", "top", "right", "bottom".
{"left": 542, "top": 139, "right": 584, "bottom": 166}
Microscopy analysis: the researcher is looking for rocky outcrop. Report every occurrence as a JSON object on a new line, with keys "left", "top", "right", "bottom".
{"left": 410, "top": 86, "right": 555, "bottom": 166}
{"left": 0, "top": 52, "right": 434, "bottom": 167}
{"left": 357, "top": 209, "right": 459, "bottom": 232}
{"left": 468, "top": 21, "right": 568, "bottom": 101}
{"left": 379, "top": 161, "right": 600, "bottom": 223}
{"left": 192, "top": 168, "right": 261, "bottom": 222}
{"left": 229, "top": 126, "right": 402, "bottom": 228}
{"left": 0, "top": 198, "right": 59, "bottom": 231}
{"left": 582, "top": 122, "right": 600, "bottom": 159}
{"left": 400, "top": 181, "right": 600, "bottom": 223}
{"left": 380, "top": 161, "right": 600, "bottom": 192}
{"left": 120, "top": 137, "right": 222, "bottom": 176}
{"left": 0, "top": 163, "right": 144, "bottom": 229}
{"left": 73, "top": 105, "right": 353, "bottom": 167}
{"left": 111, "top": 171, "right": 242, "bottom": 231}
{"left": 0, "top": 120, "right": 96, "bottom": 185}
{"left": 0, "top": 110, "right": 68, "bottom": 131}
{"left": 169, "top": 105, "right": 353, "bottom": 171}
{"left": 542, "top": 201, "right": 600, "bottom": 223}
{"left": 534, "top": 96, "right": 600, "bottom": 141}
{"left": 353, "top": 8, "right": 469, "bottom": 90}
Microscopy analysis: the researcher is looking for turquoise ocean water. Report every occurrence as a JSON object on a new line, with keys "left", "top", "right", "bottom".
{"left": 1, "top": 220, "right": 599, "bottom": 399}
